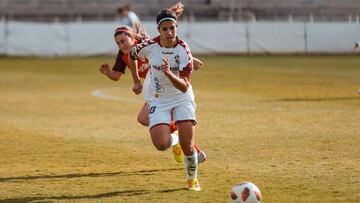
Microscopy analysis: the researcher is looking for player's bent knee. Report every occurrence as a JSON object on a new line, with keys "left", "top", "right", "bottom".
{"left": 154, "top": 143, "right": 169, "bottom": 151}
{"left": 152, "top": 137, "right": 171, "bottom": 151}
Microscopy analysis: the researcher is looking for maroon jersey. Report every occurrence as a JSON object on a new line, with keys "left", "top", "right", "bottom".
{"left": 112, "top": 41, "right": 150, "bottom": 79}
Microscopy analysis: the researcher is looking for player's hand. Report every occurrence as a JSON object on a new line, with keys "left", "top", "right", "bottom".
{"left": 132, "top": 81, "right": 143, "bottom": 95}
{"left": 193, "top": 58, "right": 203, "bottom": 70}
{"left": 99, "top": 63, "right": 110, "bottom": 75}
{"left": 161, "top": 58, "right": 171, "bottom": 76}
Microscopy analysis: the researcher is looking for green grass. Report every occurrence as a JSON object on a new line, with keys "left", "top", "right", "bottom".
{"left": 0, "top": 55, "right": 359, "bottom": 202}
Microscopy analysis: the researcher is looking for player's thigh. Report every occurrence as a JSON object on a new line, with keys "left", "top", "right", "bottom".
{"left": 137, "top": 103, "right": 149, "bottom": 126}
{"left": 150, "top": 124, "right": 172, "bottom": 150}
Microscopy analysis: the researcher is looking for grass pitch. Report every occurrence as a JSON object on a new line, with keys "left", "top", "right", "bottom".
{"left": 0, "top": 55, "right": 359, "bottom": 202}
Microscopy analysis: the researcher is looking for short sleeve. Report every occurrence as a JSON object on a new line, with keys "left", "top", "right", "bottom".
{"left": 112, "top": 50, "right": 126, "bottom": 73}
{"left": 130, "top": 41, "right": 150, "bottom": 61}
{"left": 179, "top": 44, "right": 193, "bottom": 78}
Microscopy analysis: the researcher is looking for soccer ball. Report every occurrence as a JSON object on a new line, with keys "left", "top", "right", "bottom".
{"left": 230, "top": 182, "right": 262, "bottom": 203}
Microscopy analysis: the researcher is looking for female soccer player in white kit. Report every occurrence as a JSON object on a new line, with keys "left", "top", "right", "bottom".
{"left": 128, "top": 8, "right": 201, "bottom": 191}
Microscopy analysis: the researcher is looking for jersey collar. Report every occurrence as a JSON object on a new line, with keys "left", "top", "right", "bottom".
{"left": 157, "top": 36, "right": 179, "bottom": 48}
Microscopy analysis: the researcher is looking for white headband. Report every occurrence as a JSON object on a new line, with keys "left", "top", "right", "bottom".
{"left": 157, "top": 17, "right": 177, "bottom": 27}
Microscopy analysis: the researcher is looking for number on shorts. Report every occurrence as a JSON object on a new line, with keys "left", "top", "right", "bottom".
{"left": 149, "top": 106, "right": 157, "bottom": 114}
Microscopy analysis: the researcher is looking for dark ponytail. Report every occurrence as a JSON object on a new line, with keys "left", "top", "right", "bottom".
{"left": 156, "top": 2, "right": 184, "bottom": 27}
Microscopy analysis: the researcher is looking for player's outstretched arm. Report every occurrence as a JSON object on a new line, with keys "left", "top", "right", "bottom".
{"left": 128, "top": 55, "right": 142, "bottom": 95}
{"left": 99, "top": 63, "right": 122, "bottom": 81}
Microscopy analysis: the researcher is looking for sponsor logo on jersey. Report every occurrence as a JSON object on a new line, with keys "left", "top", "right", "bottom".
{"left": 153, "top": 65, "right": 162, "bottom": 70}
{"left": 154, "top": 77, "right": 162, "bottom": 93}
{"left": 153, "top": 65, "right": 179, "bottom": 71}
{"left": 162, "top": 51, "right": 173, "bottom": 55}
{"left": 170, "top": 66, "right": 179, "bottom": 71}
{"left": 153, "top": 65, "right": 178, "bottom": 71}
{"left": 174, "top": 55, "right": 180, "bottom": 66}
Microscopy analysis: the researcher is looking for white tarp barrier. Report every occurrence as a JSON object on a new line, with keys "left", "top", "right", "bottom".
{"left": 140, "top": 22, "right": 158, "bottom": 39}
{"left": 142, "top": 22, "right": 247, "bottom": 54}
{"left": 0, "top": 21, "right": 359, "bottom": 56}
{"left": 249, "top": 22, "right": 306, "bottom": 53}
{"left": 180, "top": 22, "right": 247, "bottom": 54}
{"left": 6, "top": 21, "right": 68, "bottom": 56}
{"left": 307, "top": 23, "right": 360, "bottom": 53}
{"left": 67, "top": 21, "right": 118, "bottom": 56}
{"left": 0, "top": 20, "right": 6, "bottom": 54}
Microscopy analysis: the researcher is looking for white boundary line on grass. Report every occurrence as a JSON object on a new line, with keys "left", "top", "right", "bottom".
{"left": 91, "top": 88, "right": 142, "bottom": 103}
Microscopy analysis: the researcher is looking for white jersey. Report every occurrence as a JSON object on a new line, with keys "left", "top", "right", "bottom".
{"left": 130, "top": 36, "right": 194, "bottom": 102}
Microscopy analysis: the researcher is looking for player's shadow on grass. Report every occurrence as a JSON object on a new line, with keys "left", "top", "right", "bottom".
{"left": 0, "top": 168, "right": 183, "bottom": 182}
{"left": 0, "top": 188, "right": 187, "bottom": 203}
{"left": 273, "top": 96, "right": 360, "bottom": 102}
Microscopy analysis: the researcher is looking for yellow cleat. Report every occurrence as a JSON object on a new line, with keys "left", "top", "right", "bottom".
{"left": 172, "top": 143, "right": 184, "bottom": 163}
{"left": 187, "top": 178, "right": 201, "bottom": 191}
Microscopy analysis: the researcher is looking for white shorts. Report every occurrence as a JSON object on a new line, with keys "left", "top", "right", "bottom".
{"left": 147, "top": 98, "right": 196, "bottom": 129}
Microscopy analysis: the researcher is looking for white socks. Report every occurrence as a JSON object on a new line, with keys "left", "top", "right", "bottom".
{"left": 170, "top": 133, "right": 179, "bottom": 146}
{"left": 184, "top": 150, "right": 198, "bottom": 180}
{"left": 170, "top": 132, "right": 198, "bottom": 180}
